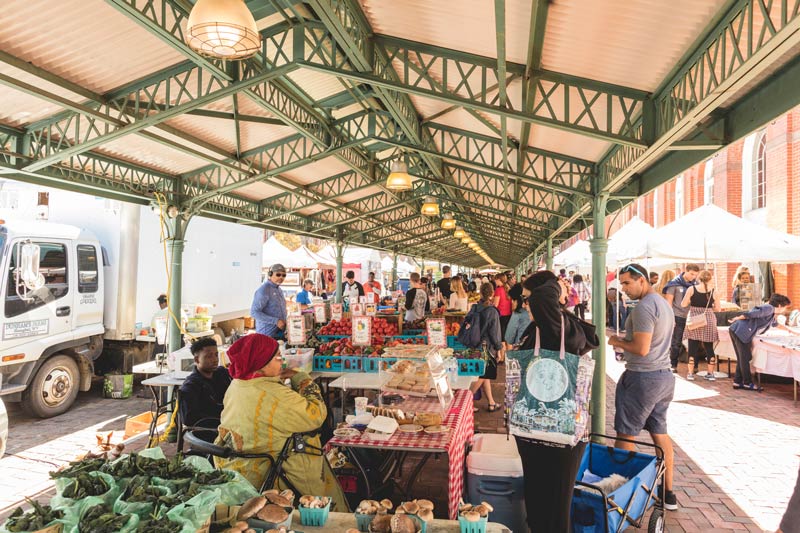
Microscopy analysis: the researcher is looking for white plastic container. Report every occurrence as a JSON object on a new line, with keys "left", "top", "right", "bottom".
{"left": 466, "top": 433, "right": 526, "bottom": 533}
{"left": 282, "top": 348, "right": 314, "bottom": 374}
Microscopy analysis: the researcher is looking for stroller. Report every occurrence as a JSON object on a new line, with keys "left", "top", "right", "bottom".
{"left": 571, "top": 434, "right": 666, "bottom": 533}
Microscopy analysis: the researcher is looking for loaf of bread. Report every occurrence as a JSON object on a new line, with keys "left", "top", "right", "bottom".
{"left": 414, "top": 412, "right": 442, "bottom": 427}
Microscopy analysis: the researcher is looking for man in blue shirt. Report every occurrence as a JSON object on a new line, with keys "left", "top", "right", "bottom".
{"left": 296, "top": 279, "right": 314, "bottom": 310}
{"left": 251, "top": 263, "right": 288, "bottom": 338}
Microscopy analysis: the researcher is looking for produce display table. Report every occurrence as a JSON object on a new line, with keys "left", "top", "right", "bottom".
{"left": 327, "top": 389, "right": 475, "bottom": 519}
{"left": 753, "top": 334, "right": 800, "bottom": 405}
{"left": 289, "top": 510, "right": 510, "bottom": 532}
{"left": 328, "top": 372, "right": 476, "bottom": 391}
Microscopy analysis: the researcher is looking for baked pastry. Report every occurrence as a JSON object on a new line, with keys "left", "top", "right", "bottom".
{"left": 413, "top": 412, "right": 442, "bottom": 427}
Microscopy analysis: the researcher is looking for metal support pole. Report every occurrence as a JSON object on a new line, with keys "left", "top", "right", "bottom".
{"left": 335, "top": 240, "right": 344, "bottom": 303}
{"left": 167, "top": 215, "right": 188, "bottom": 354}
{"left": 392, "top": 252, "right": 398, "bottom": 292}
{"left": 590, "top": 192, "right": 609, "bottom": 437}
{"left": 545, "top": 237, "right": 554, "bottom": 271}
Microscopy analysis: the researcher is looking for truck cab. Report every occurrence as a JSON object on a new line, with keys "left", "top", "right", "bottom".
{"left": 0, "top": 221, "right": 104, "bottom": 417}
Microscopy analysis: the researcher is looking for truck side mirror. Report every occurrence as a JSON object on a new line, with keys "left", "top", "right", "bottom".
{"left": 19, "top": 242, "right": 44, "bottom": 291}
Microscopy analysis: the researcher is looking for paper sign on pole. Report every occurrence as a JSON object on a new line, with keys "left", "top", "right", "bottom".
{"left": 351, "top": 303, "right": 365, "bottom": 317}
{"left": 286, "top": 316, "right": 306, "bottom": 345}
{"left": 313, "top": 303, "right": 327, "bottom": 324}
{"left": 426, "top": 318, "right": 447, "bottom": 347}
{"left": 331, "top": 303, "right": 343, "bottom": 321}
{"left": 359, "top": 296, "right": 367, "bottom": 304}
{"left": 365, "top": 303, "right": 377, "bottom": 317}
{"left": 352, "top": 316, "right": 372, "bottom": 346}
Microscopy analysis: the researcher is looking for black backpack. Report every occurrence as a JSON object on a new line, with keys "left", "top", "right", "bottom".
{"left": 457, "top": 304, "right": 485, "bottom": 348}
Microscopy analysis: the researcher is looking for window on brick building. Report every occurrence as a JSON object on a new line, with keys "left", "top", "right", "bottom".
{"left": 703, "top": 159, "right": 714, "bottom": 206}
{"left": 675, "top": 175, "right": 684, "bottom": 218}
{"left": 753, "top": 133, "right": 767, "bottom": 210}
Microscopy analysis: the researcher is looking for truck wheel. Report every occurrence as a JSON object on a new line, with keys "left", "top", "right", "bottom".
{"left": 21, "top": 355, "right": 80, "bottom": 418}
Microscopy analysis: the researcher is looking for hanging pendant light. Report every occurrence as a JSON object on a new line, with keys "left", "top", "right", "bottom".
{"left": 469, "top": 242, "right": 479, "bottom": 249}
{"left": 453, "top": 226, "right": 466, "bottom": 239}
{"left": 420, "top": 196, "right": 439, "bottom": 216}
{"left": 441, "top": 212, "right": 456, "bottom": 230}
{"left": 461, "top": 236, "right": 472, "bottom": 244}
{"left": 386, "top": 160, "right": 414, "bottom": 191}
{"left": 186, "top": 0, "right": 261, "bottom": 60}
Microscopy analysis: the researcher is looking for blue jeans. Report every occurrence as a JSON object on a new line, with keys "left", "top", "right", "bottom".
{"left": 670, "top": 316, "right": 686, "bottom": 368}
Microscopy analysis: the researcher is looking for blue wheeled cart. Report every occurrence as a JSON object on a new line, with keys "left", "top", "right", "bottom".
{"left": 571, "top": 434, "right": 666, "bottom": 533}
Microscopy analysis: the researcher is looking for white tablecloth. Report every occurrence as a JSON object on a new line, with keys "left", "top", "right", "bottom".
{"left": 716, "top": 327, "right": 800, "bottom": 381}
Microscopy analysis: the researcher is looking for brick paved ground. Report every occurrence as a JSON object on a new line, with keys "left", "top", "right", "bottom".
{"left": 2, "top": 353, "right": 799, "bottom": 532}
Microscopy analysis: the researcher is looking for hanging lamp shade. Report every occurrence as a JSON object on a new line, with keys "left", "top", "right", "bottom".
{"left": 453, "top": 226, "right": 466, "bottom": 238}
{"left": 420, "top": 196, "right": 440, "bottom": 216}
{"left": 461, "top": 236, "right": 472, "bottom": 244}
{"left": 386, "top": 160, "right": 414, "bottom": 190}
{"left": 469, "top": 242, "right": 479, "bottom": 249}
{"left": 441, "top": 213, "right": 456, "bottom": 230}
{"left": 186, "top": 0, "right": 261, "bottom": 60}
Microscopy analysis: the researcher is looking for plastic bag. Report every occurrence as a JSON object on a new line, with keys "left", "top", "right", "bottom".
{"left": 52, "top": 472, "right": 118, "bottom": 509}
{"left": 113, "top": 478, "right": 171, "bottom": 519}
{"left": 0, "top": 503, "right": 75, "bottom": 533}
{"left": 153, "top": 455, "right": 257, "bottom": 506}
{"left": 60, "top": 499, "right": 139, "bottom": 533}
{"left": 166, "top": 490, "right": 221, "bottom": 532}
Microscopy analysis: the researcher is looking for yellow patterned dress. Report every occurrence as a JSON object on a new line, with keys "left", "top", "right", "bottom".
{"left": 214, "top": 372, "right": 348, "bottom": 511}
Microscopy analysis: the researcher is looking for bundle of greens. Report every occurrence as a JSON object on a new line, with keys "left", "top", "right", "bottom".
{"left": 191, "top": 470, "right": 233, "bottom": 486}
{"left": 62, "top": 473, "right": 111, "bottom": 499}
{"left": 4, "top": 500, "right": 64, "bottom": 532}
{"left": 134, "top": 510, "right": 183, "bottom": 533}
{"left": 78, "top": 504, "right": 131, "bottom": 533}
{"left": 49, "top": 458, "right": 108, "bottom": 479}
{"left": 102, "top": 453, "right": 195, "bottom": 479}
{"left": 120, "top": 476, "right": 165, "bottom": 504}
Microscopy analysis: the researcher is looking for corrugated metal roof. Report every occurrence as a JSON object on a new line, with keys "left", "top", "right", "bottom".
{"left": 283, "top": 156, "right": 353, "bottom": 185}
{"left": 360, "top": 0, "right": 533, "bottom": 64}
{"left": 232, "top": 181, "right": 284, "bottom": 201}
{"left": 0, "top": 0, "right": 185, "bottom": 94}
{"left": 0, "top": 63, "right": 86, "bottom": 126}
{"left": 541, "top": 0, "right": 730, "bottom": 91}
{"left": 97, "top": 134, "right": 208, "bottom": 175}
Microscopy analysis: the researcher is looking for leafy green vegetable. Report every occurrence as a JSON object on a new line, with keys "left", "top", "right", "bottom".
{"left": 78, "top": 504, "right": 131, "bottom": 533}
{"left": 49, "top": 458, "right": 108, "bottom": 479}
{"left": 5, "top": 499, "right": 64, "bottom": 532}
{"left": 62, "top": 473, "right": 110, "bottom": 499}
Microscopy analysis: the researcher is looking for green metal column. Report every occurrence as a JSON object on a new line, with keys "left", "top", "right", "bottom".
{"left": 167, "top": 215, "right": 189, "bottom": 354}
{"left": 545, "top": 237, "right": 554, "bottom": 271}
{"left": 590, "top": 192, "right": 609, "bottom": 437}
{"left": 392, "top": 252, "right": 398, "bottom": 292}
{"left": 335, "top": 241, "right": 344, "bottom": 304}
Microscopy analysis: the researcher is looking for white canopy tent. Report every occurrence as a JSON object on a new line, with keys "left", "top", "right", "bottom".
{"left": 287, "top": 246, "right": 320, "bottom": 269}
{"left": 380, "top": 255, "right": 416, "bottom": 274}
{"left": 261, "top": 236, "right": 298, "bottom": 267}
{"left": 553, "top": 240, "right": 592, "bottom": 270}
{"left": 606, "top": 217, "right": 655, "bottom": 266}
{"left": 310, "top": 245, "right": 337, "bottom": 267}
{"left": 646, "top": 204, "right": 800, "bottom": 262}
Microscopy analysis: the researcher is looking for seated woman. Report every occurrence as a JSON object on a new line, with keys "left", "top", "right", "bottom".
{"left": 214, "top": 334, "right": 347, "bottom": 510}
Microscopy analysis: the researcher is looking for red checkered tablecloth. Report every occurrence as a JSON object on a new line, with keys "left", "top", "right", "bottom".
{"left": 327, "top": 389, "right": 474, "bottom": 519}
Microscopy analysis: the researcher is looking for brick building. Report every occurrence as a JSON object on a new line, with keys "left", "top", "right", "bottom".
{"left": 557, "top": 106, "right": 800, "bottom": 306}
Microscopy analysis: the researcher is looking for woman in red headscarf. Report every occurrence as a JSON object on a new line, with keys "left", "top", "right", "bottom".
{"left": 214, "top": 334, "right": 347, "bottom": 510}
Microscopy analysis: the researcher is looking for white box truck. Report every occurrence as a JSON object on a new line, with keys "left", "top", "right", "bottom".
{"left": 0, "top": 182, "right": 263, "bottom": 417}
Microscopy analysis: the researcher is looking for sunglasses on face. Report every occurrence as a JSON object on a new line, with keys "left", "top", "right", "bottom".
{"left": 274, "top": 273, "right": 286, "bottom": 277}
{"left": 620, "top": 265, "right": 648, "bottom": 279}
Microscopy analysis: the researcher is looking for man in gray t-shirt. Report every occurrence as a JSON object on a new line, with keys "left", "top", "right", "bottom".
{"left": 622, "top": 291, "right": 674, "bottom": 371}
{"left": 609, "top": 264, "right": 679, "bottom": 511}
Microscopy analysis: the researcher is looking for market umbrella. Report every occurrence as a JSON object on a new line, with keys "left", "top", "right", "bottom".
{"left": 606, "top": 217, "right": 654, "bottom": 267}
{"left": 646, "top": 204, "right": 800, "bottom": 263}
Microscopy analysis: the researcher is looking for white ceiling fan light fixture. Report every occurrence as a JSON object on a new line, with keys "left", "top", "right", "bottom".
{"left": 186, "top": 0, "right": 261, "bottom": 60}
